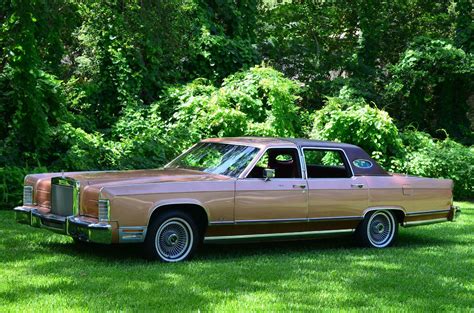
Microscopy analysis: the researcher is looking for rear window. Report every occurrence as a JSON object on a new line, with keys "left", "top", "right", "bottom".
{"left": 304, "top": 149, "right": 351, "bottom": 178}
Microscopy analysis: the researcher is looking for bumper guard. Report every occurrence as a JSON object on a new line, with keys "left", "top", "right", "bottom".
{"left": 448, "top": 205, "right": 461, "bottom": 222}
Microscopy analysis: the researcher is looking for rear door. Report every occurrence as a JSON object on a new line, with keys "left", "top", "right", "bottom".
{"left": 303, "top": 147, "right": 368, "bottom": 228}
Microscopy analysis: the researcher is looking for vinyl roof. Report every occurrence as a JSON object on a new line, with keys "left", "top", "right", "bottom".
{"left": 203, "top": 137, "right": 389, "bottom": 176}
{"left": 204, "top": 136, "right": 358, "bottom": 149}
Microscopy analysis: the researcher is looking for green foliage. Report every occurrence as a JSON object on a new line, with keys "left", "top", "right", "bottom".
{"left": 310, "top": 97, "right": 403, "bottom": 169}
{"left": 0, "top": 0, "right": 65, "bottom": 164}
{"left": 0, "top": 202, "right": 473, "bottom": 310}
{"left": 185, "top": 0, "right": 259, "bottom": 81}
{"left": 166, "top": 65, "right": 302, "bottom": 147}
{"left": 0, "top": 166, "right": 48, "bottom": 208}
{"left": 399, "top": 130, "right": 474, "bottom": 199}
{"left": 386, "top": 37, "right": 473, "bottom": 142}
{"left": 0, "top": 1, "right": 473, "bottom": 206}
{"left": 309, "top": 97, "right": 473, "bottom": 197}
{"left": 54, "top": 111, "right": 172, "bottom": 171}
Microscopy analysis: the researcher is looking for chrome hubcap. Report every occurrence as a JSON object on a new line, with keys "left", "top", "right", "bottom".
{"left": 367, "top": 211, "right": 394, "bottom": 247}
{"left": 373, "top": 222, "right": 385, "bottom": 234}
{"left": 155, "top": 218, "right": 193, "bottom": 262}
{"left": 166, "top": 233, "right": 179, "bottom": 245}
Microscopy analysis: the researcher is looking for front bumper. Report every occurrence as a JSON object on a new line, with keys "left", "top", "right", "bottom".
{"left": 14, "top": 206, "right": 112, "bottom": 244}
{"left": 448, "top": 205, "right": 461, "bottom": 222}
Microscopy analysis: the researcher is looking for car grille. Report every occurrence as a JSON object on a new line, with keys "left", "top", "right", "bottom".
{"left": 51, "top": 178, "right": 78, "bottom": 216}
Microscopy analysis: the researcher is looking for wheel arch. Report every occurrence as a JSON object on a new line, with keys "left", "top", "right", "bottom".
{"left": 148, "top": 200, "right": 209, "bottom": 236}
{"left": 362, "top": 206, "right": 406, "bottom": 224}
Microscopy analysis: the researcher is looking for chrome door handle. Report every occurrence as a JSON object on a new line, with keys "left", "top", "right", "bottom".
{"left": 351, "top": 184, "right": 365, "bottom": 189}
{"left": 293, "top": 184, "right": 306, "bottom": 189}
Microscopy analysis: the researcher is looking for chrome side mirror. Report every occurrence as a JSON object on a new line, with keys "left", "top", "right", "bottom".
{"left": 263, "top": 169, "right": 275, "bottom": 181}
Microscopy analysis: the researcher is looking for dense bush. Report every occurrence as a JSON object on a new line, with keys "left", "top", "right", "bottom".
{"left": 48, "top": 65, "right": 303, "bottom": 171}
{"left": 309, "top": 97, "right": 473, "bottom": 198}
{"left": 1, "top": 1, "right": 473, "bottom": 207}
{"left": 385, "top": 37, "right": 473, "bottom": 143}
{"left": 0, "top": 166, "right": 48, "bottom": 208}
{"left": 310, "top": 97, "right": 403, "bottom": 169}
{"left": 399, "top": 131, "right": 474, "bottom": 199}
{"left": 164, "top": 65, "right": 303, "bottom": 146}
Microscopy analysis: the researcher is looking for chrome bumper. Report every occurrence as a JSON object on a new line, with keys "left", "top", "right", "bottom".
{"left": 14, "top": 206, "right": 112, "bottom": 244}
{"left": 449, "top": 205, "right": 461, "bottom": 222}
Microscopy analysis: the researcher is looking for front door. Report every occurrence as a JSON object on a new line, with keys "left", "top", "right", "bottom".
{"left": 235, "top": 147, "right": 308, "bottom": 223}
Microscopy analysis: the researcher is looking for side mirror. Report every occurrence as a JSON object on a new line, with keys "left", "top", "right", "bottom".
{"left": 263, "top": 168, "right": 275, "bottom": 181}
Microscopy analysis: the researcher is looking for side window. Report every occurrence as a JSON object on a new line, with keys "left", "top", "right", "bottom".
{"left": 247, "top": 148, "right": 302, "bottom": 179}
{"left": 304, "top": 149, "right": 351, "bottom": 178}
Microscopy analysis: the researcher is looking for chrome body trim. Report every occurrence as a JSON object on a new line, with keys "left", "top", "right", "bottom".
{"left": 204, "top": 229, "right": 354, "bottom": 242}
{"left": 235, "top": 218, "right": 308, "bottom": 225}
{"left": 150, "top": 199, "right": 211, "bottom": 224}
{"left": 209, "top": 221, "right": 235, "bottom": 225}
{"left": 301, "top": 146, "right": 355, "bottom": 178}
{"left": 363, "top": 207, "right": 406, "bottom": 217}
{"left": 210, "top": 216, "right": 363, "bottom": 225}
{"left": 405, "top": 209, "right": 451, "bottom": 216}
{"left": 13, "top": 206, "right": 112, "bottom": 244}
{"left": 240, "top": 145, "right": 303, "bottom": 179}
{"left": 308, "top": 216, "right": 363, "bottom": 222}
{"left": 165, "top": 141, "right": 262, "bottom": 179}
{"left": 403, "top": 218, "right": 448, "bottom": 227}
{"left": 118, "top": 226, "right": 147, "bottom": 243}
{"left": 51, "top": 177, "right": 80, "bottom": 216}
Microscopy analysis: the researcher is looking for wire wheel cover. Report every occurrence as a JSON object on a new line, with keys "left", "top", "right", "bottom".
{"left": 155, "top": 218, "right": 193, "bottom": 261}
{"left": 367, "top": 211, "right": 394, "bottom": 247}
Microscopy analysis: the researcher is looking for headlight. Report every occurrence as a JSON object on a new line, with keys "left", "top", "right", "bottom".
{"left": 23, "top": 186, "right": 33, "bottom": 206}
{"left": 98, "top": 199, "right": 110, "bottom": 222}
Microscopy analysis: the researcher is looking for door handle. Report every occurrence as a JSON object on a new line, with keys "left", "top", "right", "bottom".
{"left": 351, "top": 184, "right": 365, "bottom": 189}
{"left": 293, "top": 184, "right": 306, "bottom": 189}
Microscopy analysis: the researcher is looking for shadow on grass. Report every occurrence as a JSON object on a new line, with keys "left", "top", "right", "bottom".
{"left": 37, "top": 221, "right": 468, "bottom": 263}
{"left": 1, "top": 207, "right": 473, "bottom": 310}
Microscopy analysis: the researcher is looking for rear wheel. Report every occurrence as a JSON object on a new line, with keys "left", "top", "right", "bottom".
{"left": 144, "top": 210, "right": 199, "bottom": 262}
{"left": 356, "top": 210, "right": 398, "bottom": 248}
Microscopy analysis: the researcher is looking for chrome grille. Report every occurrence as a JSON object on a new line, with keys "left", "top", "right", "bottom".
{"left": 51, "top": 177, "right": 79, "bottom": 216}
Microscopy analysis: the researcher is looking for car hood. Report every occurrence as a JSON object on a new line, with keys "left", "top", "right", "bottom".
{"left": 66, "top": 168, "right": 232, "bottom": 187}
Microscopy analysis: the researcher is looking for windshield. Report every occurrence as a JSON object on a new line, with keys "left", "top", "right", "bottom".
{"left": 166, "top": 142, "right": 259, "bottom": 177}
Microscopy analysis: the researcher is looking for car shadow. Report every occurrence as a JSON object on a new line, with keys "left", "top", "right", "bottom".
{"left": 40, "top": 227, "right": 463, "bottom": 262}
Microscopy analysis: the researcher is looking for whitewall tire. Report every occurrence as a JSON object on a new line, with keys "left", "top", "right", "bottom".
{"left": 145, "top": 211, "right": 199, "bottom": 262}
{"left": 356, "top": 210, "right": 398, "bottom": 248}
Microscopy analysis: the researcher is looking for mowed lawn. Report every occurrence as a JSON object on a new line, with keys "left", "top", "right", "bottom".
{"left": 0, "top": 202, "right": 473, "bottom": 312}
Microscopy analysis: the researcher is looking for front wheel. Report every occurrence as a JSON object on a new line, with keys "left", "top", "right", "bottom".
{"left": 356, "top": 210, "right": 398, "bottom": 248}
{"left": 144, "top": 211, "right": 199, "bottom": 262}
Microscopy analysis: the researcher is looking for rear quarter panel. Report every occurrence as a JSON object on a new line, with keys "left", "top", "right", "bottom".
{"left": 365, "top": 175, "right": 452, "bottom": 218}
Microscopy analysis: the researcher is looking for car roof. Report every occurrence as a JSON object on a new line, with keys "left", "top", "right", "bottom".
{"left": 203, "top": 136, "right": 358, "bottom": 149}
{"left": 202, "top": 137, "right": 389, "bottom": 176}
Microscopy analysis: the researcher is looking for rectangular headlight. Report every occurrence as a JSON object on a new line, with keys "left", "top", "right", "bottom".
{"left": 98, "top": 199, "right": 110, "bottom": 222}
{"left": 23, "top": 186, "right": 33, "bottom": 206}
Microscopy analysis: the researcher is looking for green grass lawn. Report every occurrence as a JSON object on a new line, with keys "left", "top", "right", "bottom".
{"left": 0, "top": 202, "right": 473, "bottom": 312}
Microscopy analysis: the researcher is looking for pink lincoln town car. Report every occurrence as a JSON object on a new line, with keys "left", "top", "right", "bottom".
{"left": 14, "top": 137, "right": 460, "bottom": 262}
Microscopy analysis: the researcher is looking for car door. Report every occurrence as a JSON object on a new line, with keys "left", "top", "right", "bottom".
{"left": 234, "top": 147, "right": 308, "bottom": 224}
{"left": 303, "top": 147, "right": 368, "bottom": 229}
